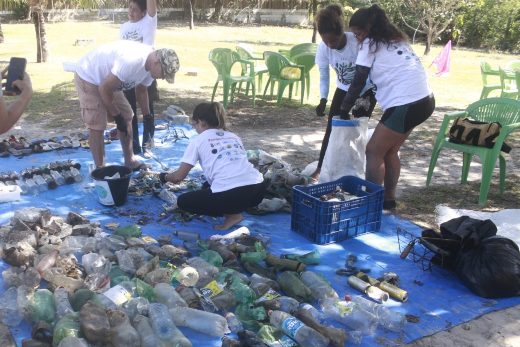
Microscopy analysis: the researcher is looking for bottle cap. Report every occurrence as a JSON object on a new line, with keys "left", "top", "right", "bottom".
{"left": 267, "top": 310, "right": 273, "bottom": 316}
{"left": 345, "top": 295, "right": 351, "bottom": 301}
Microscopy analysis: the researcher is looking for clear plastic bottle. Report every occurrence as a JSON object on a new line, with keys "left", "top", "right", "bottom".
{"left": 348, "top": 295, "right": 406, "bottom": 332}
{"left": 25, "top": 178, "right": 39, "bottom": 195}
{"left": 148, "top": 303, "right": 177, "bottom": 340}
{"left": 168, "top": 306, "right": 228, "bottom": 337}
{"left": 50, "top": 170, "right": 65, "bottom": 186}
{"left": 15, "top": 179, "right": 29, "bottom": 194}
{"left": 186, "top": 257, "right": 219, "bottom": 278}
{"left": 115, "top": 250, "right": 137, "bottom": 275}
{"left": 192, "top": 287, "right": 218, "bottom": 312}
{"left": 268, "top": 310, "right": 329, "bottom": 347}
{"left": 70, "top": 167, "right": 83, "bottom": 182}
{"left": 83, "top": 237, "right": 97, "bottom": 254}
{"left": 154, "top": 282, "right": 187, "bottom": 309}
{"left": 275, "top": 296, "right": 300, "bottom": 313}
{"left": 17, "top": 285, "right": 36, "bottom": 322}
{"left": 107, "top": 310, "right": 141, "bottom": 347}
{"left": 253, "top": 234, "right": 272, "bottom": 249}
{"left": 35, "top": 250, "right": 60, "bottom": 275}
{"left": 0, "top": 287, "right": 22, "bottom": 326}
{"left": 297, "top": 303, "right": 328, "bottom": 324}
{"left": 173, "top": 230, "right": 201, "bottom": 241}
{"left": 54, "top": 287, "right": 74, "bottom": 320}
{"left": 41, "top": 173, "right": 57, "bottom": 189}
{"left": 208, "top": 240, "right": 236, "bottom": 262}
{"left": 300, "top": 271, "right": 339, "bottom": 300}
{"left": 249, "top": 273, "right": 280, "bottom": 291}
{"left": 132, "top": 315, "right": 166, "bottom": 347}
{"left": 32, "top": 174, "right": 49, "bottom": 192}
{"left": 175, "top": 285, "right": 200, "bottom": 309}
{"left": 219, "top": 267, "right": 251, "bottom": 285}
{"left": 223, "top": 310, "right": 243, "bottom": 333}
{"left": 318, "top": 298, "right": 378, "bottom": 335}
{"left": 98, "top": 281, "right": 137, "bottom": 309}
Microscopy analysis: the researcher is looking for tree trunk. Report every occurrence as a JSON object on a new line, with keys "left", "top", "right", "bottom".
{"left": 502, "top": 12, "right": 512, "bottom": 51}
{"left": 424, "top": 30, "right": 434, "bottom": 55}
{"left": 311, "top": 0, "right": 317, "bottom": 43}
{"left": 25, "top": 7, "right": 32, "bottom": 20}
{"left": 214, "top": 0, "right": 222, "bottom": 23}
{"left": 189, "top": 0, "right": 195, "bottom": 29}
{"left": 32, "top": 8, "right": 50, "bottom": 63}
{"left": 0, "top": 21, "right": 4, "bottom": 44}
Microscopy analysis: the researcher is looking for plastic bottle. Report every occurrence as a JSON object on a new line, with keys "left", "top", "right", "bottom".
{"left": 219, "top": 267, "right": 251, "bottom": 284}
{"left": 53, "top": 312, "right": 82, "bottom": 346}
{"left": 228, "top": 242, "right": 256, "bottom": 254}
{"left": 282, "top": 250, "right": 322, "bottom": 265}
{"left": 172, "top": 230, "right": 201, "bottom": 241}
{"left": 98, "top": 281, "right": 137, "bottom": 309}
{"left": 293, "top": 308, "right": 347, "bottom": 347}
{"left": 0, "top": 287, "right": 22, "bottom": 327}
{"left": 50, "top": 170, "right": 65, "bottom": 185}
{"left": 148, "top": 303, "right": 177, "bottom": 339}
{"left": 249, "top": 282, "right": 270, "bottom": 298}
{"left": 200, "top": 250, "right": 224, "bottom": 267}
{"left": 297, "top": 303, "right": 328, "bottom": 325}
{"left": 32, "top": 174, "right": 49, "bottom": 192}
{"left": 41, "top": 173, "right": 58, "bottom": 189}
{"left": 249, "top": 273, "right": 280, "bottom": 291}
{"left": 218, "top": 273, "right": 256, "bottom": 305}
{"left": 223, "top": 310, "right": 244, "bottom": 333}
{"left": 268, "top": 310, "right": 329, "bottom": 347}
{"left": 54, "top": 287, "right": 74, "bottom": 320}
{"left": 70, "top": 168, "right": 83, "bottom": 182}
{"left": 299, "top": 271, "right": 339, "bottom": 300}
{"left": 275, "top": 296, "right": 299, "bottom": 313}
{"left": 57, "top": 337, "right": 90, "bottom": 347}
{"left": 208, "top": 240, "right": 236, "bottom": 262}
{"left": 68, "top": 159, "right": 81, "bottom": 169}
{"left": 15, "top": 179, "right": 29, "bottom": 194}
{"left": 257, "top": 324, "right": 299, "bottom": 347}
{"left": 132, "top": 315, "right": 167, "bottom": 347}
{"left": 83, "top": 237, "right": 97, "bottom": 254}
{"left": 154, "top": 282, "right": 187, "bottom": 308}
{"left": 192, "top": 287, "right": 218, "bottom": 312}
{"left": 238, "top": 330, "right": 271, "bottom": 347}
{"left": 115, "top": 250, "right": 137, "bottom": 275}
{"left": 107, "top": 310, "right": 141, "bottom": 347}
{"left": 348, "top": 295, "right": 406, "bottom": 332}
{"left": 209, "top": 288, "right": 237, "bottom": 311}
{"left": 318, "top": 298, "right": 378, "bottom": 335}
{"left": 277, "top": 271, "right": 313, "bottom": 303}
{"left": 24, "top": 267, "right": 41, "bottom": 289}
{"left": 177, "top": 265, "right": 199, "bottom": 287}
{"left": 42, "top": 268, "right": 88, "bottom": 294}
{"left": 186, "top": 257, "right": 219, "bottom": 277}
{"left": 240, "top": 250, "right": 269, "bottom": 263}
{"left": 79, "top": 300, "right": 111, "bottom": 345}
{"left": 33, "top": 289, "right": 56, "bottom": 326}
{"left": 222, "top": 336, "right": 242, "bottom": 347}
{"left": 61, "top": 170, "right": 75, "bottom": 184}
{"left": 32, "top": 321, "right": 55, "bottom": 344}
{"left": 24, "top": 178, "right": 39, "bottom": 195}
{"left": 211, "top": 226, "right": 250, "bottom": 241}
{"left": 168, "top": 306, "right": 228, "bottom": 337}
{"left": 40, "top": 165, "right": 51, "bottom": 174}
{"left": 35, "top": 250, "right": 60, "bottom": 275}
{"left": 252, "top": 234, "right": 272, "bottom": 249}
{"left": 175, "top": 284, "right": 200, "bottom": 309}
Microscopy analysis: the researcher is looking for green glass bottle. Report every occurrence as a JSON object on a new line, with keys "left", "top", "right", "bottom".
{"left": 33, "top": 289, "right": 56, "bottom": 326}
{"left": 52, "top": 312, "right": 85, "bottom": 346}
{"left": 39, "top": 165, "right": 50, "bottom": 175}
{"left": 113, "top": 225, "right": 142, "bottom": 239}
{"left": 131, "top": 277, "right": 156, "bottom": 302}
{"left": 282, "top": 249, "right": 322, "bottom": 265}
{"left": 277, "top": 271, "right": 313, "bottom": 303}
{"left": 200, "top": 250, "right": 223, "bottom": 268}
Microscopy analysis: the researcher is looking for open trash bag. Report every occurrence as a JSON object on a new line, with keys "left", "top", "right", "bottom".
{"left": 319, "top": 117, "right": 368, "bottom": 184}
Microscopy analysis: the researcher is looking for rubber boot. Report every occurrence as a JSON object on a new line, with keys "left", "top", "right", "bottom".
{"left": 142, "top": 113, "right": 155, "bottom": 158}
{"left": 131, "top": 114, "right": 141, "bottom": 154}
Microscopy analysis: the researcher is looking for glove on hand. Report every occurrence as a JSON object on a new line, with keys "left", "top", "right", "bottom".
{"left": 159, "top": 172, "right": 168, "bottom": 184}
{"left": 339, "top": 109, "right": 351, "bottom": 120}
{"left": 113, "top": 114, "right": 128, "bottom": 136}
{"left": 315, "top": 98, "right": 327, "bottom": 117}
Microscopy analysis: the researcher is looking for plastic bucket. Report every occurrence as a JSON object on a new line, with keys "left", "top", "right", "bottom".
{"left": 90, "top": 165, "right": 132, "bottom": 206}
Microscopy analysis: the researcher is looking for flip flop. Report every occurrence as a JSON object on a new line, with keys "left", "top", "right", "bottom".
{"left": 8, "top": 148, "right": 23, "bottom": 156}
{"left": 9, "top": 136, "right": 24, "bottom": 150}
{"left": 130, "top": 163, "right": 152, "bottom": 172}
{"left": 0, "top": 150, "right": 9, "bottom": 158}
{"left": 61, "top": 139, "right": 73, "bottom": 148}
{"left": 107, "top": 129, "right": 119, "bottom": 141}
{"left": 79, "top": 140, "right": 90, "bottom": 149}
{"left": 41, "top": 143, "right": 53, "bottom": 151}
{"left": 21, "top": 149, "right": 32, "bottom": 156}
{"left": 47, "top": 142, "right": 63, "bottom": 150}
{"left": 78, "top": 133, "right": 89, "bottom": 140}
{"left": 19, "top": 137, "right": 30, "bottom": 148}
{"left": 104, "top": 138, "right": 112, "bottom": 144}
{"left": 49, "top": 136, "right": 60, "bottom": 143}
{"left": 32, "top": 144, "right": 44, "bottom": 153}
{"left": 69, "top": 133, "right": 81, "bottom": 148}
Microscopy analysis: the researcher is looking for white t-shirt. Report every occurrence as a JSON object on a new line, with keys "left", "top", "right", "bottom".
{"left": 119, "top": 13, "right": 157, "bottom": 47}
{"left": 181, "top": 129, "right": 264, "bottom": 193}
{"left": 76, "top": 41, "right": 154, "bottom": 91}
{"left": 315, "top": 32, "right": 359, "bottom": 92}
{"left": 356, "top": 39, "right": 432, "bottom": 110}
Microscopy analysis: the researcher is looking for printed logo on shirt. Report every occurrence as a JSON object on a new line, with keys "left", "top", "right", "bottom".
{"left": 216, "top": 131, "right": 225, "bottom": 136}
{"left": 122, "top": 29, "right": 143, "bottom": 43}
{"left": 334, "top": 59, "right": 356, "bottom": 86}
{"left": 391, "top": 43, "right": 420, "bottom": 62}
{"left": 114, "top": 81, "right": 136, "bottom": 92}
{"left": 212, "top": 149, "right": 217, "bottom": 154}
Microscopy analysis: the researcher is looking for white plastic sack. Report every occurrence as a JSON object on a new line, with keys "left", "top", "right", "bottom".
{"left": 319, "top": 117, "right": 368, "bottom": 184}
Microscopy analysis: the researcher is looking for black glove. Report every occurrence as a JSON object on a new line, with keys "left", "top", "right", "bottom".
{"left": 339, "top": 109, "right": 351, "bottom": 120}
{"left": 113, "top": 114, "right": 128, "bottom": 136}
{"left": 159, "top": 172, "right": 169, "bottom": 184}
{"left": 315, "top": 98, "right": 327, "bottom": 117}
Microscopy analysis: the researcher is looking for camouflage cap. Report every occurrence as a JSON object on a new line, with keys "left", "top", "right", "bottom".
{"left": 156, "top": 48, "right": 180, "bottom": 84}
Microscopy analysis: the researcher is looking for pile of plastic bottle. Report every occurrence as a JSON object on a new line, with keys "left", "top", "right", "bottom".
{"left": 0, "top": 207, "right": 406, "bottom": 347}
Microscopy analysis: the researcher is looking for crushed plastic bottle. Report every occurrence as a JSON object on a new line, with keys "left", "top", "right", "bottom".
{"left": 107, "top": 309, "right": 140, "bottom": 347}
{"left": 54, "top": 287, "right": 74, "bottom": 320}
{"left": 149, "top": 302, "right": 177, "bottom": 340}
{"left": 0, "top": 287, "right": 22, "bottom": 326}
{"left": 268, "top": 310, "right": 329, "bottom": 347}
{"left": 168, "top": 306, "right": 228, "bottom": 337}
{"left": 132, "top": 315, "right": 166, "bottom": 347}
{"left": 154, "top": 282, "right": 187, "bottom": 308}
{"left": 318, "top": 298, "right": 378, "bottom": 335}
{"left": 282, "top": 250, "right": 322, "bottom": 265}
{"left": 299, "top": 271, "right": 339, "bottom": 300}
{"left": 347, "top": 295, "right": 406, "bottom": 332}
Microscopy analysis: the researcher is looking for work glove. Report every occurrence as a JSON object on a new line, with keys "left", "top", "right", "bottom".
{"left": 159, "top": 172, "right": 169, "bottom": 184}
{"left": 315, "top": 98, "right": 327, "bottom": 117}
{"left": 113, "top": 114, "right": 128, "bottom": 137}
{"left": 339, "top": 109, "right": 351, "bottom": 120}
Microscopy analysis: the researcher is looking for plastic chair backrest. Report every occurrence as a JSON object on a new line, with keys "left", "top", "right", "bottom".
{"left": 209, "top": 48, "right": 239, "bottom": 76}
{"left": 289, "top": 43, "right": 318, "bottom": 57}
{"left": 465, "top": 97, "right": 520, "bottom": 126}
{"left": 480, "top": 61, "right": 493, "bottom": 84}
{"left": 236, "top": 46, "right": 254, "bottom": 74}
{"left": 516, "top": 71, "right": 520, "bottom": 96}
{"left": 498, "top": 67, "right": 511, "bottom": 90}
{"left": 504, "top": 60, "right": 520, "bottom": 71}
{"left": 291, "top": 53, "right": 316, "bottom": 74}
{"left": 264, "top": 51, "right": 292, "bottom": 77}
{"left": 237, "top": 43, "right": 255, "bottom": 55}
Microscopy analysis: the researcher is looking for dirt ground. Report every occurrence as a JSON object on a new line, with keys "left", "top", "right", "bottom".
{"left": 4, "top": 88, "right": 520, "bottom": 346}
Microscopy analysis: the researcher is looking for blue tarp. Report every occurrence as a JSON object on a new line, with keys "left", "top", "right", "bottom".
{"left": 1, "top": 124, "right": 519, "bottom": 346}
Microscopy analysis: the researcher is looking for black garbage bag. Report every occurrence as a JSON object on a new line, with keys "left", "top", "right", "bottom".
{"left": 455, "top": 236, "right": 520, "bottom": 298}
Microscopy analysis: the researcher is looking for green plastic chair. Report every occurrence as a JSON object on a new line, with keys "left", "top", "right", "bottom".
{"left": 426, "top": 97, "right": 520, "bottom": 206}
{"left": 262, "top": 51, "right": 305, "bottom": 107}
{"left": 499, "top": 67, "right": 518, "bottom": 99}
{"left": 289, "top": 43, "right": 318, "bottom": 100}
{"left": 209, "top": 48, "right": 256, "bottom": 110}
{"left": 505, "top": 60, "right": 520, "bottom": 72}
{"left": 236, "top": 44, "right": 268, "bottom": 96}
{"left": 479, "top": 61, "right": 501, "bottom": 99}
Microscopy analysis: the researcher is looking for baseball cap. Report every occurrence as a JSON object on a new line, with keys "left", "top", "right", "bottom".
{"left": 156, "top": 48, "right": 180, "bottom": 84}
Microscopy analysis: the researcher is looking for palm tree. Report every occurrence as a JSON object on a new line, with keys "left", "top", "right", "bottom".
{"left": 0, "top": 0, "right": 19, "bottom": 43}
{"left": 32, "top": 4, "right": 50, "bottom": 62}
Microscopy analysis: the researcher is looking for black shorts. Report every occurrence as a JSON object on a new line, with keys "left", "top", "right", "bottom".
{"left": 380, "top": 94, "right": 435, "bottom": 134}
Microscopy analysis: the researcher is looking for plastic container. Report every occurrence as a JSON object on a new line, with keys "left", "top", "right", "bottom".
{"left": 0, "top": 185, "right": 22, "bottom": 202}
{"left": 90, "top": 165, "right": 132, "bottom": 206}
{"left": 291, "top": 175, "right": 384, "bottom": 244}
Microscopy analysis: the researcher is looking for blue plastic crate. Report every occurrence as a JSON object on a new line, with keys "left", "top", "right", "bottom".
{"left": 290, "top": 176, "right": 384, "bottom": 244}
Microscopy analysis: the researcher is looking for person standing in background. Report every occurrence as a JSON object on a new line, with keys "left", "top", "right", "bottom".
{"left": 120, "top": 0, "right": 158, "bottom": 157}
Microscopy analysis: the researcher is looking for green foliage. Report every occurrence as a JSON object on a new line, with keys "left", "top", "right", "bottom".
{"left": 11, "top": 0, "right": 28, "bottom": 20}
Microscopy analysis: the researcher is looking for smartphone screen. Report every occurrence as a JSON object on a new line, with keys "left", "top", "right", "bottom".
{"left": 5, "top": 57, "right": 27, "bottom": 94}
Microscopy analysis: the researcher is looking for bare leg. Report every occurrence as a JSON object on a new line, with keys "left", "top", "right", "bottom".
{"left": 119, "top": 119, "right": 151, "bottom": 170}
{"left": 366, "top": 123, "right": 413, "bottom": 202}
{"left": 214, "top": 213, "right": 243, "bottom": 230}
{"left": 309, "top": 167, "right": 321, "bottom": 181}
{"left": 89, "top": 129, "right": 105, "bottom": 167}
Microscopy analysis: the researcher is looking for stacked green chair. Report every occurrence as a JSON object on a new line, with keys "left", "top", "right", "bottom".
{"left": 209, "top": 48, "right": 256, "bottom": 110}
{"left": 499, "top": 67, "right": 519, "bottom": 99}
{"left": 426, "top": 98, "right": 520, "bottom": 206}
{"left": 479, "top": 61, "right": 501, "bottom": 99}
{"left": 262, "top": 51, "right": 305, "bottom": 107}
{"left": 288, "top": 43, "right": 318, "bottom": 100}
{"left": 236, "top": 44, "right": 268, "bottom": 96}
{"left": 505, "top": 60, "right": 520, "bottom": 72}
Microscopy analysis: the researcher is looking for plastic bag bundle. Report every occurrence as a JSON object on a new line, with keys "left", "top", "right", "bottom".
{"left": 455, "top": 236, "right": 520, "bottom": 298}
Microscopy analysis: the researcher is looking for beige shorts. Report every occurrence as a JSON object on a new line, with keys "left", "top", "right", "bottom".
{"left": 74, "top": 72, "right": 133, "bottom": 131}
